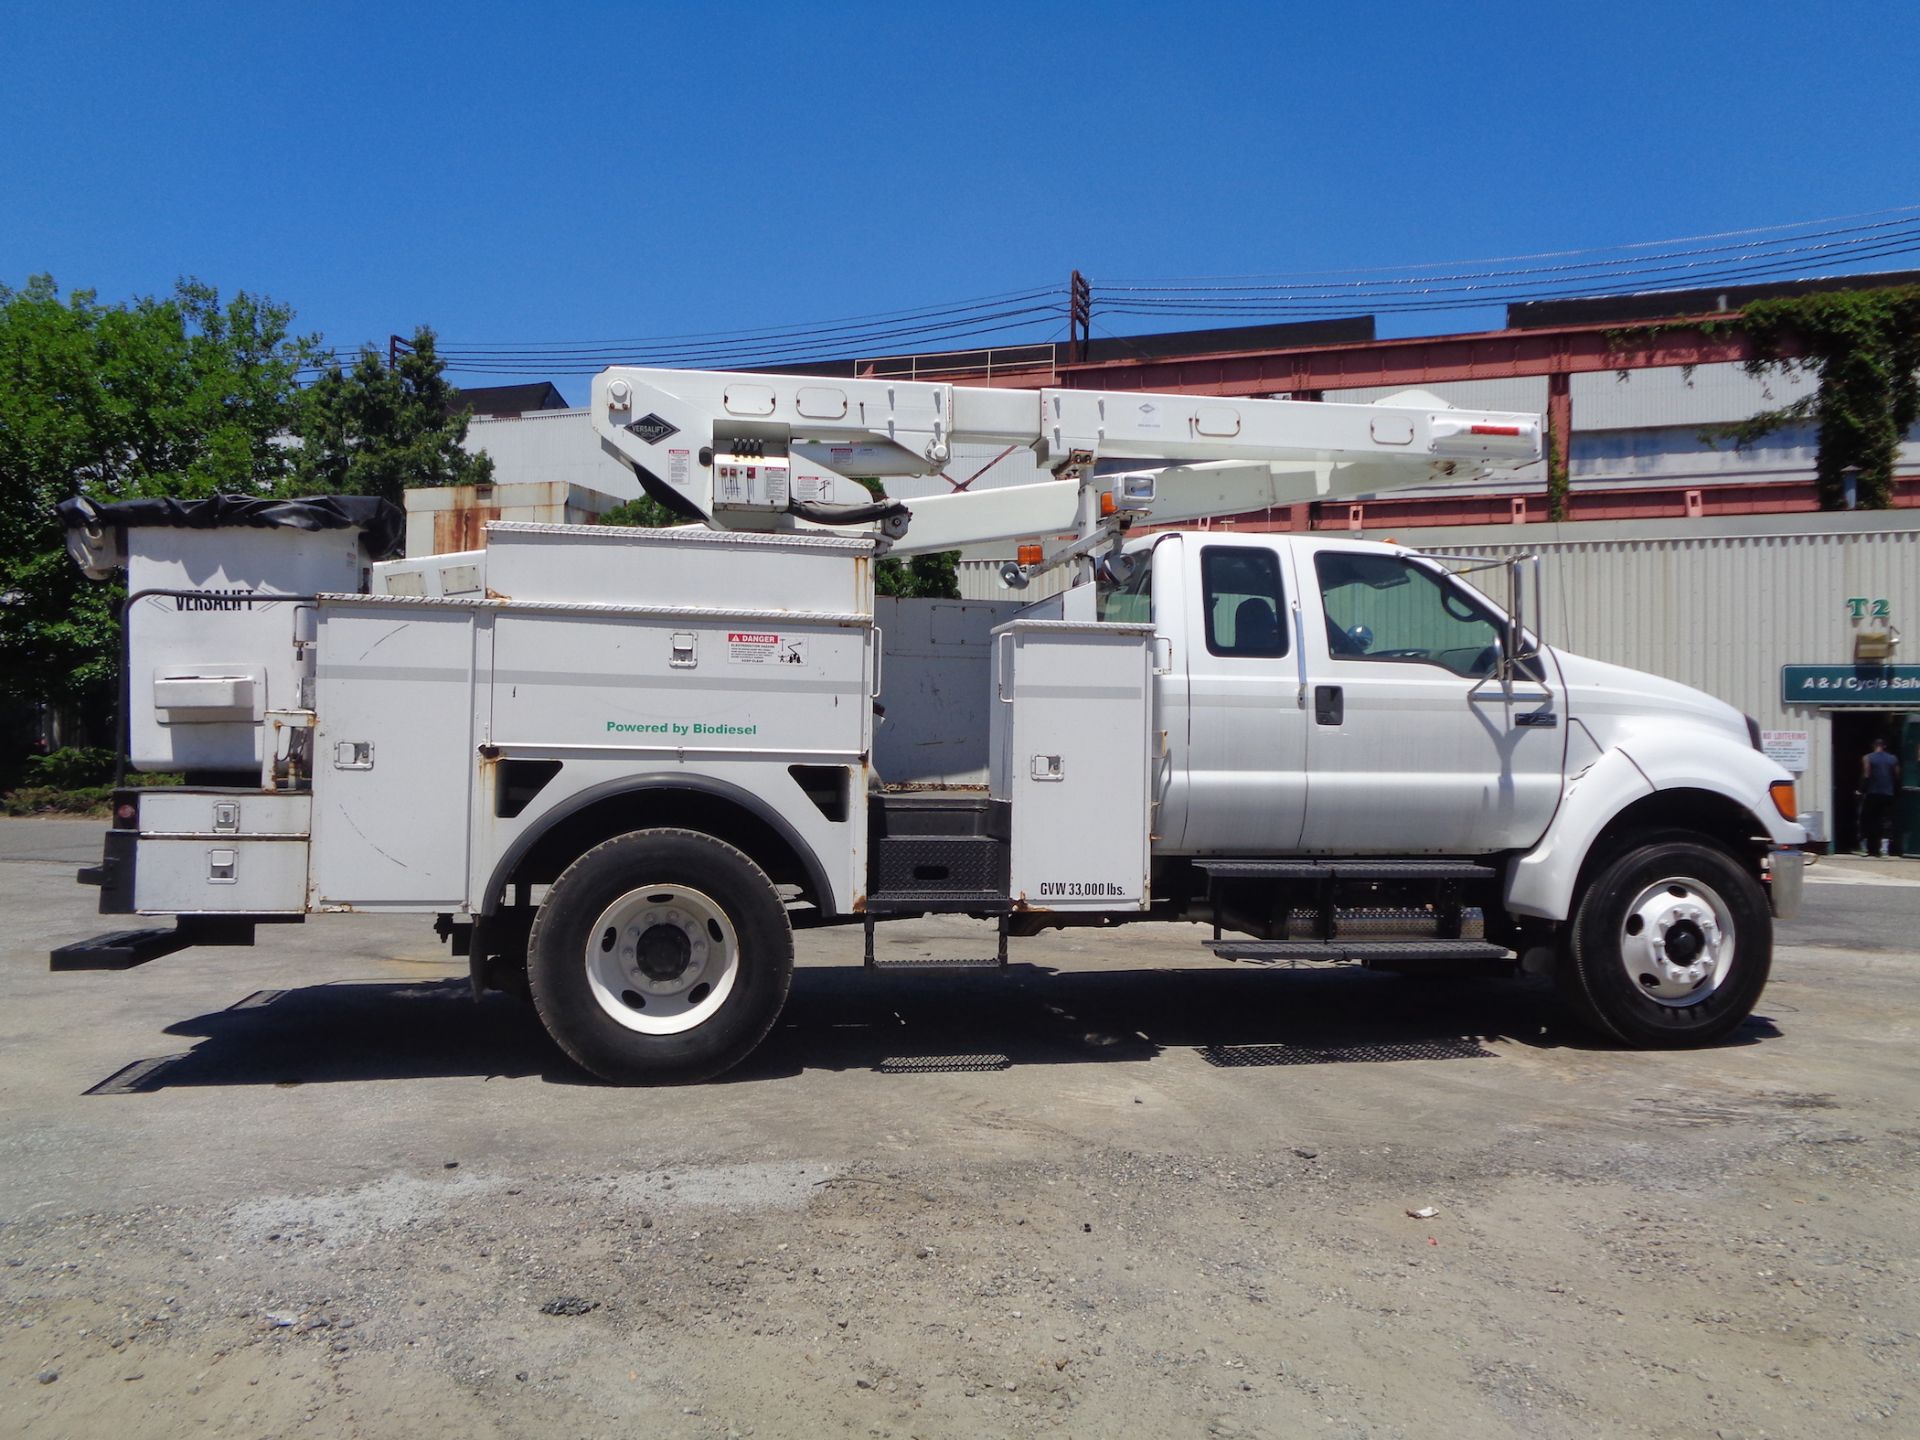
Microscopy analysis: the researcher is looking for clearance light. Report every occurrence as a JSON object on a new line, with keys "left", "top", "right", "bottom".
{"left": 1769, "top": 781, "right": 1798, "bottom": 822}
{"left": 1428, "top": 414, "right": 1541, "bottom": 459}
{"left": 1016, "top": 544, "right": 1044, "bottom": 566}
{"left": 1099, "top": 492, "right": 1118, "bottom": 517}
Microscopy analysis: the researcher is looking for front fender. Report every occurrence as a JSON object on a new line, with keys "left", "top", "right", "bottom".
{"left": 1505, "top": 722, "right": 1803, "bottom": 922}
{"left": 1504, "top": 744, "right": 1652, "bottom": 921}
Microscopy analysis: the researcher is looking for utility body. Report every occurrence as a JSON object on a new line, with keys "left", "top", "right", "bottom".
{"left": 55, "top": 369, "right": 1805, "bottom": 1081}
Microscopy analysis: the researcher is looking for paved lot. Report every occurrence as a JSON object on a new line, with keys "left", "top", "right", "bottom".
{"left": 2, "top": 817, "right": 1916, "bottom": 1439}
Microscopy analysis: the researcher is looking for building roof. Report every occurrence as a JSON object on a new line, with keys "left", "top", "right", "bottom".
{"left": 756, "top": 316, "right": 1376, "bottom": 379}
{"left": 1508, "top": 268, "right": 1920, "bottom": 329}
{"left": 452, "top": 381, "right": 570, "bottom": 417}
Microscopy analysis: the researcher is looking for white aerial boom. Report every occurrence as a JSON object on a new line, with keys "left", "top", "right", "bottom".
{"left": 589, "top": 367, "right": 1542, "bottom": 559}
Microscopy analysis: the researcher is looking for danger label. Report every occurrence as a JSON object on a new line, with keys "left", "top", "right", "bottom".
{"left": 728, "top": 632, "right": 808, "bottom": 666}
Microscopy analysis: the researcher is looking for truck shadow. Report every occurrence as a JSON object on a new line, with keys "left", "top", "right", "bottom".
{"left": 85, "top": 965, "right": 1780, "bottom": 1093}
{"left": 739, "top": 965, "right": 1779, "bottom": 1082}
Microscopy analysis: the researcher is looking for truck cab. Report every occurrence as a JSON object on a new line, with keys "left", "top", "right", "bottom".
{"left": 1103, "top": 531, "right": 1565, "bottom": 859}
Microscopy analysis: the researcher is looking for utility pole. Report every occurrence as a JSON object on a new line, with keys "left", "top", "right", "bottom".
{"left": 1068, "top": 271, "right": 1091, "bottom": 365}
{"left": 388, "top": 333, "right": 413, "bottom": 367}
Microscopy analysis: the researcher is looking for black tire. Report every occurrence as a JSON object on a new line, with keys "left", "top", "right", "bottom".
{"left": 527, "top": 828, "right": 794, "bottom": 1083}
{"left": 1558, "top": 835, "right": 1771, "bottom": 1048}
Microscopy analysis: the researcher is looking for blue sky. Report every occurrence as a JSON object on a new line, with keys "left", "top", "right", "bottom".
{"left": 5, "top": 2, "right": 1917, "bottom": 400}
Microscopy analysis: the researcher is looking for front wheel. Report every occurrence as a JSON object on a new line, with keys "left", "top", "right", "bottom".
{"left": 528, "top": 829, "right": 794, "bottom": 1083}
{"left": 1558, "top": 837, "right": 1772, "bottom": 1048}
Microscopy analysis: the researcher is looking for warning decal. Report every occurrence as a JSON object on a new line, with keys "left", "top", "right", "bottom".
{"left": 728, "top": 632, "right": 808, "bottom": 666}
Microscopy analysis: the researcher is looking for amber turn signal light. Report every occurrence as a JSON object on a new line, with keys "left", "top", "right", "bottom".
{"left": 1768, "top": 781, "right": 1797, "bottom": 821}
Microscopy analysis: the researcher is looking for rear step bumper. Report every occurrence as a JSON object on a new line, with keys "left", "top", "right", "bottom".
{"left": 51, "top": 916, "right": 265, "bottom": 971}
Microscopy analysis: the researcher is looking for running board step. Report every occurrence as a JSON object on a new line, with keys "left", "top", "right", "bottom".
{"left": 866, "top": 955, "right": 1007, "bottom": 973}
{"left": 862, "top": 895, "right": 1012, "bottom": 915}
{"left": 864, "top": 915, "right": 1010, "bottom": 972}
{"left": 1197, "top": 860, "right": 1496, "bottom": 881}
{"left": 50, "top": 917, "right": 260, "bottom": 971}
{"left": 1205, "top": 939, "right": 1511, "bottom": 964}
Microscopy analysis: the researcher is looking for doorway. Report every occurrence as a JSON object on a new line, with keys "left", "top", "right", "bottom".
{"left": 1830, "top": 710, "right": 1916, "bottom": 855}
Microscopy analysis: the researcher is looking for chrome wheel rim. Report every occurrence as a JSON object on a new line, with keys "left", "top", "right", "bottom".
{"left": 1619, "top": 876, "right": 1735, "bottom": 1008}
{"left": 583, "top": 884, "right": 740, "bottom": 1034}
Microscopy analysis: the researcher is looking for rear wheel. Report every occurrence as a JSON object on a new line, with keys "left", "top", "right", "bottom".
{"left": 528, "top": 829, "right": 794, "bottom": 1083}
{"left": 1559, "top": 836, "right": 1771, "bottom": 1048}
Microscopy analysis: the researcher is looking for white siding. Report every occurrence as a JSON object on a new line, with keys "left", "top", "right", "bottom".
{"left": 465, "top": 410, "right": 640, "bottom": 499}
{"left": 1326, "top": 377, "right": 1549, "bottom": 415}
{"left": 1571, "top": 361, "right": 1818, "bottom": 430}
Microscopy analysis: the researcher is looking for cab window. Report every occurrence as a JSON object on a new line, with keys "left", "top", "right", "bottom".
{"left": 1314, "top": 552, "right": 1503, "bottom": 677}
{"left": 1202, "top": 546, "right": 1287, "bottom": 658}
{"left": 1097, "top": 551, "right": 1153, "bottom": 623}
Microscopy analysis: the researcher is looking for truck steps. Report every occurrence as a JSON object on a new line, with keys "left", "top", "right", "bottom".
{"left": 50, "top": 917, "right": 259, "bottom": 971}
{"left": 866, "top": 954, "right": 1008, "bottom": 974}
{"left": 1205, "top": 938, "right": 1511, "bottom": 966}
{"left": 1195, "top": 859, "right": 1496, "bottom": 882}
{"left": 863, "top": 915, "right": 1009, "bottom": 973}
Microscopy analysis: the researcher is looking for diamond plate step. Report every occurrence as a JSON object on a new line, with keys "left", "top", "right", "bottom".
{"left": 866, "top": 955, "right": 1008, "bottom": 973}
{"left": 1196, "top": 860, "right": 1496, "bottom": 882}
{"left": 1204, "top": 938, "right": 1511, "bottom": 964}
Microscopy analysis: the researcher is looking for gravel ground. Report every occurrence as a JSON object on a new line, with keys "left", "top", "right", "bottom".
{"left": 3, "top": 820, "right": 1916, "bottom": 1439}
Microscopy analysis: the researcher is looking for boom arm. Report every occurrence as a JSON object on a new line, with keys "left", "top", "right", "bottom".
{"left": 589, "top": 367, "right": 1542, "bottom": 556}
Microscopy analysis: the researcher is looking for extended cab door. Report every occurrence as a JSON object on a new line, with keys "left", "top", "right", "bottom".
{"left": 1301, "top": 545, "right": 1564, "bottom": 854}
{"left": 1152, "top": 534, "right": 1309, "bottom": 853}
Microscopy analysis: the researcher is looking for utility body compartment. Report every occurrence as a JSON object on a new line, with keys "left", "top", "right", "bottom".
{"left": 123, "top": 788, "right": 313, "bottom": 915}
{"left": 58, "top": 496, "right": 401, "bottom": 774}
{"left": 990, "top": 619, "right": 1155, "bottom": 910}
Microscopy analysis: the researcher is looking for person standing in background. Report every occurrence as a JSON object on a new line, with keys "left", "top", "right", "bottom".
{"left": 1859, "top": 737, "right": 1901, "bottom": 857}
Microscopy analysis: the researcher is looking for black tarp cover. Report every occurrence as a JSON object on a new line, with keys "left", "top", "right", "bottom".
{"left": 58, "top": 494, "right": 405, "bottom": 560}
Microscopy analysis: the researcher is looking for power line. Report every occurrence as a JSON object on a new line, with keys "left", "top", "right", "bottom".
{"left": 1099, "top": 204, "right": 1920, "bottom": 283}
{"left": 341, "top": 205, "right": 1920, "bottom": 381}
{"left": 1095, "top": 218, "right": 1920, "bottom": 302}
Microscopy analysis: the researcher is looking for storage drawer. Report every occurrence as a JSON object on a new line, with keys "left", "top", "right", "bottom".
{"left": 139, "top": 789, "right": 312, "bottom": 837}
{"left": 134, "top": 837, "right": 309, "bottom": 914}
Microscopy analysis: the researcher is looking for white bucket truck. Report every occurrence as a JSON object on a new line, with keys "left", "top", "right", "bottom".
{"left": 54, "top": 369, "right": 1805, "bottom": 1082}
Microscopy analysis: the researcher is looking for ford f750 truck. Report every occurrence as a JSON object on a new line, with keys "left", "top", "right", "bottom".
{"left": 53, "top": 368, "right": 1804, "bottom": 1081}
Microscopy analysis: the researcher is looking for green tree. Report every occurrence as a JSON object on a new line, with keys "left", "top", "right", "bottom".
{"left": 875, "top": 549, "right": 960, "bottom": 598}
{"left": 596, "top": 494, "right": 685, "bottom": 528}
{"left": 291, "top": 327, "right": 493, "bottom": 504}
{"left": 600, "top": 479, "right": 961, "bottom": 596}
{"left": 0, "top": 274, "right": 313, "bottom": 723}
{"left": 1727, "top": 286, "right": 1920, "bottom": 510}
{"left": 844, "top": 474, "right": 960, "bottom": 597}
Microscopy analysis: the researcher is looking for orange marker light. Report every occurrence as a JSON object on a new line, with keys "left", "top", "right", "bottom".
{"left": 1100, "top": 491, "right": 1118, "bottom": 516}
{"left": 1016, "top": 544, "right": 1044, "bottom": 566}
{"left": 1769, "top": 781, "right": 1798, "bottom": 821}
